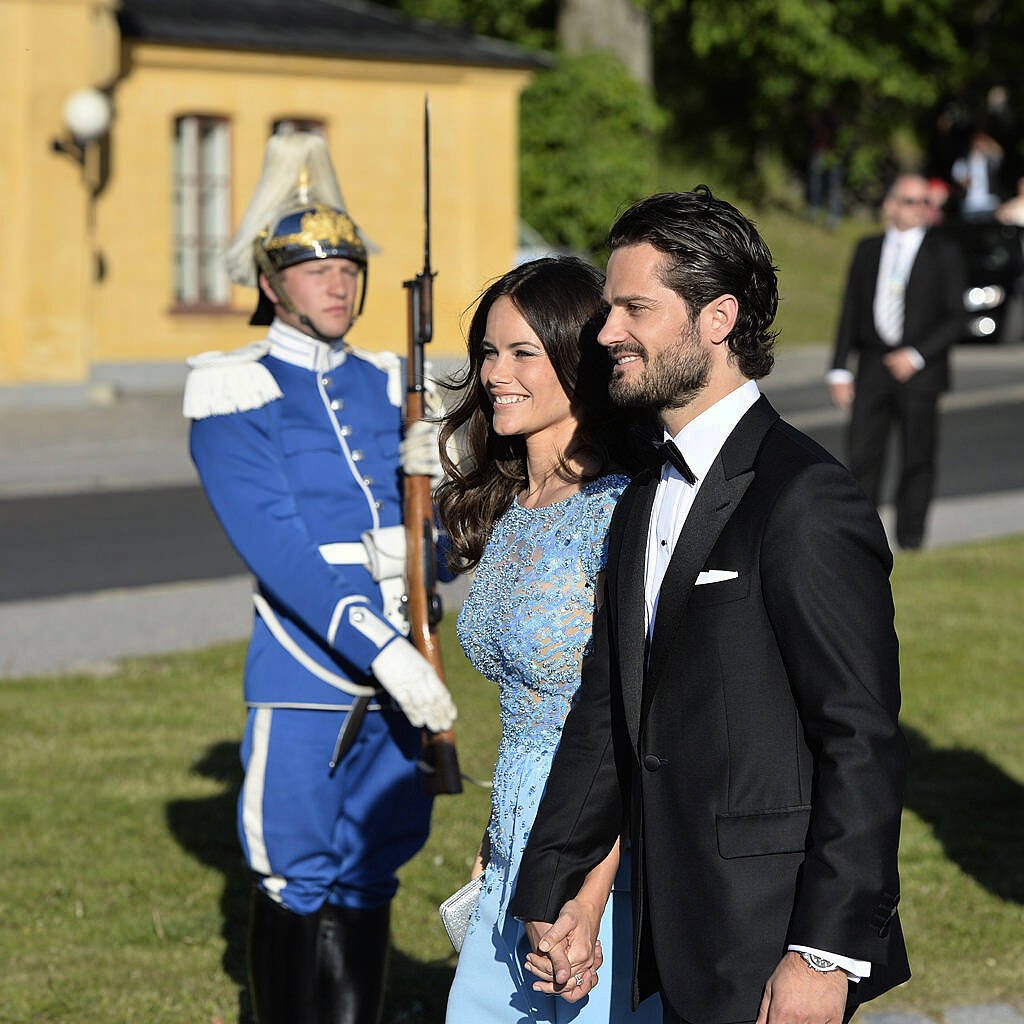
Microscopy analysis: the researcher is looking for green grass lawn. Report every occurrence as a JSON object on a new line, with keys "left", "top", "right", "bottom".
{"left": 1, "top": 536, "right": 1021, "bottom": 1022}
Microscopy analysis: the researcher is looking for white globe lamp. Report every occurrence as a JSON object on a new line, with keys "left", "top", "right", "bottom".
{"left": 63, "top": 88, "right": 112, "bottom": 145}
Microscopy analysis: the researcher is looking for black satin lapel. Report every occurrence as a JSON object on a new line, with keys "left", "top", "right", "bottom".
{"left": 616, "top": 473, "right": 658, "bottom": 750}
{"left": 644, "top": 457, "right": 754, "bottom": 708}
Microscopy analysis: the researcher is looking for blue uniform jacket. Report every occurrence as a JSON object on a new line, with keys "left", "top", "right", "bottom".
{"left": 187, "top": 319, "right": 408, "bottom": 709}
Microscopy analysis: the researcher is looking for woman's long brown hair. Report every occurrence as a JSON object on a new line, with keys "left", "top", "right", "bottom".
{"left": 436, "top": 256, "right": 646, "bottom": 574}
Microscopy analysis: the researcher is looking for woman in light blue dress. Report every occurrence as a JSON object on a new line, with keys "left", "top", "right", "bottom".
{"left": 437, "top": 258, "right": 661, "bottom": 1023}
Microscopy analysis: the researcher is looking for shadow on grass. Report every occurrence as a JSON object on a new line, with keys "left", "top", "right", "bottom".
{"left": 383, "top": 950, "right": 457, "bottom": 1023}
{"left": 165, "top": 740, "right": 457, "bottom": 1023}
{"left": 165, "top": 740, "right": 253, "bottom": 1023}
{"left": 904, "top": 724, "right": 1024, "bottom": 904}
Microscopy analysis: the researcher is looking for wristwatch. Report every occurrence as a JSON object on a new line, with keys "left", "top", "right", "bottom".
{"left": 799, "top": 952, "right": 840, "bottom": 973}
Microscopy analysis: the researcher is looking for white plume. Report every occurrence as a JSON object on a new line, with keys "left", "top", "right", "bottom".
{"left": 225, "top": 132, "right": 374, "bottom": 287}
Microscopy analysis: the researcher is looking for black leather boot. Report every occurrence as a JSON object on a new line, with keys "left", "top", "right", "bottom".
{"left": 248, "top": 886, "right": 320, "bottom": 1024}
{"left": 315, "top": 902, "right": 391, "bottom": 1024}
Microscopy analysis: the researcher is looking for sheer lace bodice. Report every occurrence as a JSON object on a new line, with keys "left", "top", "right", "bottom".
{"left": 457, "top": 474, "right": 629, "bottom": 867}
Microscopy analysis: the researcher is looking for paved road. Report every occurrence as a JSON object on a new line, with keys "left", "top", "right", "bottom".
{"left": 1, "top": 343, "right": 1021, "bottom": 677}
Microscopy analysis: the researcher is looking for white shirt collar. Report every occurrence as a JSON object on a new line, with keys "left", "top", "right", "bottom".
{"left": 267, "top": 318, "right": 349, "bottom": 372}
{"left": 884, "top": 225, "right": 926, "bottom": 249}
{"left": 664, "top": 379, "right": 761, "bottom": 481}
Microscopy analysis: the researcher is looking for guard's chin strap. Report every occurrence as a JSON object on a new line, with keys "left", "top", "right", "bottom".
{"left": 265, "top": 264, "right": 340, "bottom": 342}
{"left": 298, "top": 312, "right": 342, "bottom": 343}
{"left": 255, "top": 251, "right": 366, "bottom": 343}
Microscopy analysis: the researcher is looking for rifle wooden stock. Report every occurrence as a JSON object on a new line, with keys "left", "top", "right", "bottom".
{"left": 404, "top": 282, "right": 463, "bottom": 796}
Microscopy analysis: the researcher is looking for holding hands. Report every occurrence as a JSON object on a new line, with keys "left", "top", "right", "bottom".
{"left": 519, "top": 837, "right": 622, "bottom": 1002}
{"left": 523, "top": 901, "right": 604, "bottom": 1002}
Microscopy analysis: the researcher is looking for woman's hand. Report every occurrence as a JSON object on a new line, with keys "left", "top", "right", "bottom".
{"left": 523, "top": 897, "right": 605, "bottom": 1002}
{"left": 470, "top": 829, "right": 490, "bottom": 881}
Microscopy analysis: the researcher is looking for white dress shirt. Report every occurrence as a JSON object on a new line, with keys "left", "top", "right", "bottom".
{"left": 873, "top": 225, "right": 925, "bottom": 346}
{"left": 642, "top": 378, "right": 870, "bottom": 981}
{"left": 644, "top": 380, "right": 760, "bottom": 637}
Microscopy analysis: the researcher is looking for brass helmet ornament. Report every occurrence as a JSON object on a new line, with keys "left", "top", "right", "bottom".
{"left": 225, "top": 133, "right": 374, "bottom": 335}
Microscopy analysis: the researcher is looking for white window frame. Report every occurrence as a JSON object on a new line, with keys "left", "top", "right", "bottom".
{"left": 173, "top": 115, "right": 231, "bottom": 307}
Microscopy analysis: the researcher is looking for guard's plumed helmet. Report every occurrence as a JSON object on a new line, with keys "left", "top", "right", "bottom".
{"left": 225, "top": 132, "right": 373, "bottom": 327}
{"left": 258, "top": 200, "right": 366, "bottom": 275}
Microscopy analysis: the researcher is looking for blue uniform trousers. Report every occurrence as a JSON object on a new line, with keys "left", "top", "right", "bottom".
{"left": 238, "top": 705, "right": 433, "bottom": 915}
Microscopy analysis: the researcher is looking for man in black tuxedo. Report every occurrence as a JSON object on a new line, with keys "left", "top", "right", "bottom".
{"left": 829, "top": 173, "right": 966, "bottom": 550}
{"left": 510, "top": 190, "right": 910, "bottom": 1024}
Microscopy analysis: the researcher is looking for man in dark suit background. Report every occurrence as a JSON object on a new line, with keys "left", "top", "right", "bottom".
{"left": 829, "top": 173, "right": 966, "bottom": 550}
{"left": 509, "top": 190, "right": 910, "bottom": 1024}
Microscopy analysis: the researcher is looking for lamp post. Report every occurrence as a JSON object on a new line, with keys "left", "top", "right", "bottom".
{"left": 52, "top": 87, "right": 113, "bottom": 198}
{"left": 50, "top": 87, "right": 115, "bottom": 386}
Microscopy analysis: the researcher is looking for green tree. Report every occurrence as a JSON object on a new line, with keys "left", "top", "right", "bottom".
{"left": 652, "top": 0, "right": 968, "bottom": 201}
{"left": 391, "top": 0, "right": 556, "bottom": 49}
{"left": 520, "top": 51, "right": 665, "bottom": 253}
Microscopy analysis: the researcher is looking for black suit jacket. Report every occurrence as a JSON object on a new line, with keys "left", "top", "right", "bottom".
{"left": 831, "top": 230, "right": 966, "bottom": 393}
{"left": 510, "top": 397, "right": 910, "bottom": 1023}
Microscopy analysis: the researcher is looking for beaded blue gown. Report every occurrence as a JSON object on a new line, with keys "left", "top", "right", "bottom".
{"left": 446, "top": 475, "right": 661, "bottom": 1024}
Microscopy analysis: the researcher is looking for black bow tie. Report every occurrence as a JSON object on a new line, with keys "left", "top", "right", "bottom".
{"left": 637, "top": 434, "right": 696, "bottom": 484}
{"left": 658, "top": 439, "right": 697, "bottom": 484}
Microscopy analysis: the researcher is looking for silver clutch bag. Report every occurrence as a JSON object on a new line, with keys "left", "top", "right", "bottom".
{"left": 438, "top": 874, "right": 483, "bottom": 953}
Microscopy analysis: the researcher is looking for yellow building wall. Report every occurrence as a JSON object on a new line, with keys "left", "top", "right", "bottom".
{"left": 93, "top": 43, "right": 531, "bottom": 371}
{"left": 0, "top": 0, "right": 120, "bottom": 385}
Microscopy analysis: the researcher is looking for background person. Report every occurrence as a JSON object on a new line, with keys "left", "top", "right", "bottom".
{"left": 925, "top": 177, "right": 951, "bottom": 226}
{"left": 829, "top": 172, "right": 966, "bottom": 550}
{"left": 185, "top": 132, "right": 455, "bottom": 1024}
{"left": 438, "top": 257, "right": 661, "bottom": 1023}
{"left": 952, "top": 130, "right": 1005, "bottom": 220}
{"left": 511, "top": 189, "right": 910, "bottom": 1024}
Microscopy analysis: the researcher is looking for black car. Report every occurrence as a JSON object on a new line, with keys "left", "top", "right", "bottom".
{"left": 933, "top": 220, "right": 1024, "bottom": 344}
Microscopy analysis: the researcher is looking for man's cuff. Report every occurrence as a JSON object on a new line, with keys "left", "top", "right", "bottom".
{"left": 826, "top": 369, "right": 854, "bottom": 385}
{"left": 788, "top": 945, "right": 871, "bottom": 982}
{"left": 327, "top": 597, "right": 401, "bottom": 671}
{"left": 904, "top": 347, "right": 925, "bottom": 370}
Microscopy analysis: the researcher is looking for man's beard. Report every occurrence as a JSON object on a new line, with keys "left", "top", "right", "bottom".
{"left": 608, "top": 319, "right": 711, "bottom": 412}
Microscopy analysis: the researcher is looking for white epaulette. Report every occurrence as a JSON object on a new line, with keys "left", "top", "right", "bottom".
{"left": 182, "top": 341, "right": 283, "bottom": 420}
{"left": 346, "top": 345, "right": 404, "bottom": 408}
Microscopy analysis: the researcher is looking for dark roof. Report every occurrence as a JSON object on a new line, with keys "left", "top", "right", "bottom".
{"left": 118, "top": 0, "right": 549, "bottom": 70}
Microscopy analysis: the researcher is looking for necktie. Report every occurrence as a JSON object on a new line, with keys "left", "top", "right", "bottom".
{"left": 657, "top": 439, "right": 697, "bottom": 485}
{"left": 879, "top": 239, "right": 906, "bottom": 344}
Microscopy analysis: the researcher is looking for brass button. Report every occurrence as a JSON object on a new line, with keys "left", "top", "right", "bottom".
{"left": 331, "top": 399, "right": 344, "bottom": 411}
{"left": 351, "top": 450, "right": 364, "bottom": 462}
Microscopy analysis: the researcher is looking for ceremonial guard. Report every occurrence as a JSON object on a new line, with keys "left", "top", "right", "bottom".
{"left": 184, "top": 132, "right": 456, "bottom": 1024}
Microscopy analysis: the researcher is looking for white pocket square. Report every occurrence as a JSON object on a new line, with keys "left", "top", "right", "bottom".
{"left": 695, "top": 569, "right": 739, "bottom": 585}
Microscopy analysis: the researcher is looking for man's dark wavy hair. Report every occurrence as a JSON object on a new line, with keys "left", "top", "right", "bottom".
{"left": 607, "top": 187, "right": 779, "bottom": 379}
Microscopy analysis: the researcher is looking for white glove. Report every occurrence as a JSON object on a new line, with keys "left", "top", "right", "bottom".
{"left": 400, "top": 419, "right": 444, "bottom": 488}
{"left": 371, "top": 637, "right": 457, "bottom": 733}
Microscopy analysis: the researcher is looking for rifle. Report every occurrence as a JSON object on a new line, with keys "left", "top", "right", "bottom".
{"left": 404, "top": 97, "right": 463, "bottom": 796}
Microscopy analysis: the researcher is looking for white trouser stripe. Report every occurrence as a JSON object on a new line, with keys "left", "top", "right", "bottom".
{"left": 242, "top": 707, "right": 273, "bottom": 877}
